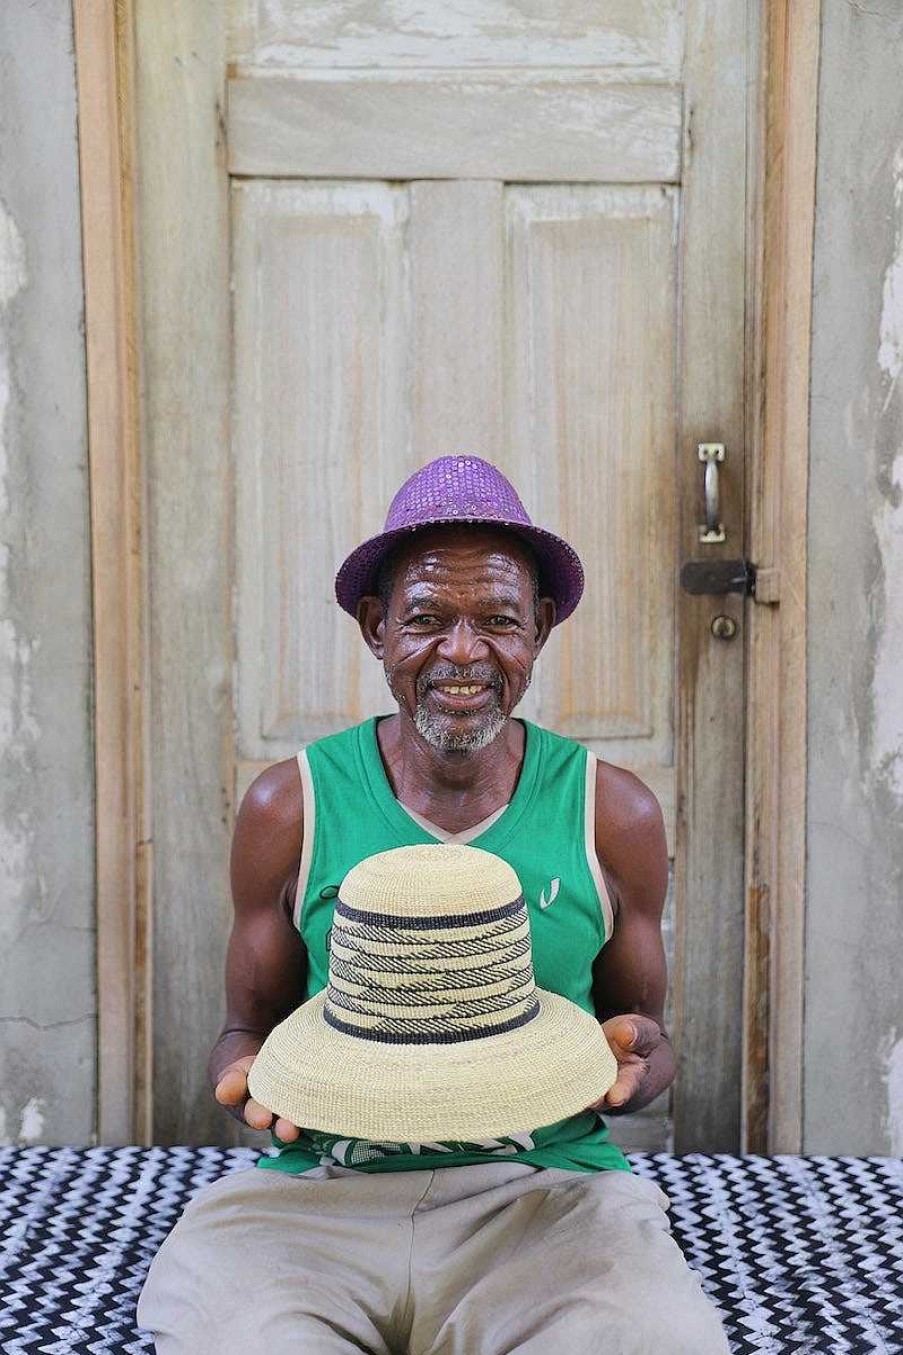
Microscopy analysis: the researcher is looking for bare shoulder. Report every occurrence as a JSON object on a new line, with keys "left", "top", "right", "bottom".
{"left": 236, "top": 757, "right": 302, "bottom": 830}
{"left": 230, "top": 757, "right": 303, "bottom": 910}
{"left": 594, "top": 759, "right": 667, "bottom": 911}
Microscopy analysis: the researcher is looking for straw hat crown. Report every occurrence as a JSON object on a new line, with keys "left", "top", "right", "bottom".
{"left": 324, "top": 844, "right": 538, "bottom": 1046}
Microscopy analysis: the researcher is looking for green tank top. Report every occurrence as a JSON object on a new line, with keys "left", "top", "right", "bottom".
{"left": 257, "top": 716, "right": 630, "bottom": 1176}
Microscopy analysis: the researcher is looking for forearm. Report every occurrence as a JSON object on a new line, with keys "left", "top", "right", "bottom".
{"left": 604, "top": 1030, "right": 676, "bottom": 1117}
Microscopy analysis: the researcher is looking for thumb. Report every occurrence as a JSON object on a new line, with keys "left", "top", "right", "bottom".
{"left": 604, "top": 1017, "right": 638, "bottom": 1053}
{"left": 215, "top": 1056, "right": 255, "bottom": 1105}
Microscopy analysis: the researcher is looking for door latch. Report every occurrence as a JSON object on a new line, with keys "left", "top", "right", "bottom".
{"left": 679, "top": 558, "right": 757, "bottom": 597}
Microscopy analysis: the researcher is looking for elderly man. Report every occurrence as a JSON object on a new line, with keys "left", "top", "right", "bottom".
{"left": 138, "top": 455, "right": 728, "bottom": 1354}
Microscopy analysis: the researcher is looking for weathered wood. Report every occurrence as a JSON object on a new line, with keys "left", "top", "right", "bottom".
{"left": 73, "top": 0, "right": 150, "bottom": 1145}
{"left": 410, "top": 181, "right": 505, "bottom": 462}
{"left": 227, "top": 73, "right": 682, "bottom": 183}
{"left": 134, "top": 0, "right": 236, "bottom": 1145}
{"left": 672, "top": 0, "right": 750, "bottom": 1153}
{"left": 743, "top": 0, "right": 819, "bottom": 1154}
{"left": 230, "top": 0, "right": 683, "bottom": 75}
{"left": 506, "top": 187, "right": 678, "bottom": 779}
{"left": 233, "top": 181, "right": 411, "bottom": 757}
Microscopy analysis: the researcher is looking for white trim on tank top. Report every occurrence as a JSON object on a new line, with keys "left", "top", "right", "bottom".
{"left": 292, "top": 749, "right": 316, "bottom": 930}
{"left": 399, "top": 802, "right": 508, "bottom": 844}
{"left": 585, "top": 749, "right": 615, "bottom": 940}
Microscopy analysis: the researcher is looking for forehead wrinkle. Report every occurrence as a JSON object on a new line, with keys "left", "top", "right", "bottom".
{"left": 398, "top": 554, "right": 529, "bottom": 589}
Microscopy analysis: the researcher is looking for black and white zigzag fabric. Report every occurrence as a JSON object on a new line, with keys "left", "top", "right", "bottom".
{"left": 0, "top": 1147, "right": 901, "bottom": 1353}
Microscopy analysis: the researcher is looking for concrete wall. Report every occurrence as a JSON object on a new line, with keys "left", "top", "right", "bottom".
{"left": 806, "top": 0, "right": 903, "bottom": 1153}
{"left": 0, "top": 3, "right": 95, "bottom": 1144}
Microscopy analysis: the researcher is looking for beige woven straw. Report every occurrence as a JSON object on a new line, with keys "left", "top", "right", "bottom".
{"left": 247, "top": 843, "right": 618, "bottom": 1141}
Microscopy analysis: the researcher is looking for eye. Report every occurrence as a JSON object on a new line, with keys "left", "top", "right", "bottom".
{"left": 487, "top": 615, "right": 519, "bottom": 629}
{"left": 407, "top": 613, "right": 439, "bottom": 627}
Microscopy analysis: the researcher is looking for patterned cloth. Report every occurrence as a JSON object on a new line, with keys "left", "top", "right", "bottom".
{"left": 0, "top": 1147, "right": 900, "bottom": 1354}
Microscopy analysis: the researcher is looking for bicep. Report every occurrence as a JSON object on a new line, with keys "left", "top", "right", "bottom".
{"left": 591, "top": 767, "right": 669, "bottom": 1024}
{"left": 224, "top": 762, "right": 307, "bottom": 1036}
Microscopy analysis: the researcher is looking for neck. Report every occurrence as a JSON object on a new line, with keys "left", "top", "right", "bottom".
{"left": 376, "top": 712, "right": 525, "bottom": 833}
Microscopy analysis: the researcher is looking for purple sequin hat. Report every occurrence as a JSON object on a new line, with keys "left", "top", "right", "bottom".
{"left": 335, "top": 455, "right": 584, "bottom": 625}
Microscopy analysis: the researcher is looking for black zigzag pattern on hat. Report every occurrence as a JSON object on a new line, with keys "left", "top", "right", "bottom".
{"left": 0, "top": 1147, "right": 901, "bottom": 1353}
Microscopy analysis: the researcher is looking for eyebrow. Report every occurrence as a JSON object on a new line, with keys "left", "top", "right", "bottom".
{"left": 400, "top": 591, "right": 525, "bottom": 612}
{"left": 401, "top": 594, "right": 443, "bottom": 612}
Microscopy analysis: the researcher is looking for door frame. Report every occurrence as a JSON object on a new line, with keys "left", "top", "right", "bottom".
{"left": 74, "top": 0, "right": 152, "bottom": 1145}
{"left": 742, "top": 0, "right": 821, "bottom": 1153}
{"left": 76, "top": 0, "right": 819, "bottom": 1150}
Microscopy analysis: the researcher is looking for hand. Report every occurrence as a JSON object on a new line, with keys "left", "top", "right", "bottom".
{"left": 589, "top": 1014, "right": 665, "bottom": 1112}
{"left": 214, "top": 1054, "right": 301, "bottom": 1142}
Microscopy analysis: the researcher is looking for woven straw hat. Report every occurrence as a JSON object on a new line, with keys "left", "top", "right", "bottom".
{"left": 247, "top": 843, "right": 617, "bottom": 1141}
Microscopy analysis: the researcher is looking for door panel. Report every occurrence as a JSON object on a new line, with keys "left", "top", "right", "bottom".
{"left": 233, "top": 0, "right": 683, "bottom": 72}
{"left": 228, "top": 72, "right": 682, "bottom": 182}
{"left": 234, "top": 182, "right": 411, "bottom": 753}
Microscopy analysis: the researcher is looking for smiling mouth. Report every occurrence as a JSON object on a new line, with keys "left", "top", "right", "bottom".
{"left": 425, "top": 679, "right": 499, "bottom": 713}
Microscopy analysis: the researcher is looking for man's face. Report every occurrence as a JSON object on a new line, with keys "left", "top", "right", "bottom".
{"left": 358, "top": 527, "right": 555, "bottom": 752}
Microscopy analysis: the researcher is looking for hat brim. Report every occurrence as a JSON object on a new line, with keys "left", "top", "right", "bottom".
{"left": 247, "top": 987, "right": 617, "bottom": 1142}
{"left": 334, "top": 519, "right": 584, "bottom": 626}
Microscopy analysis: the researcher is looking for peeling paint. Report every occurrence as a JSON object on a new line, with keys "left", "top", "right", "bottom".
{"left": 872, "top": 145, "right": 903, "bottom": 803}
{"left": 882, "top": 1031, "right": 903, "bottom": 1154}
{"left": 18, "top": 1097, "right": 46, "bottom": 1144}
{"left": 0, "top": 197, "right": 27, "bottom": 306}
{"left": 878, "top": 146, "right": 903, "bottom": 395}
{"left": 0, "top": 196, "right": 37, "bottom": 942}
{"left": 250, "top": 0, "right": 683, "bottom": 74}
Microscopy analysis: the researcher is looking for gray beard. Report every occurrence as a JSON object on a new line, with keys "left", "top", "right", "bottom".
{"left": 413, "top": 701, "right": 507, "bottom": 752}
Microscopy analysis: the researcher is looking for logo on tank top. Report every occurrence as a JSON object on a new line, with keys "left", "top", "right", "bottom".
{"left": 538, "top": 877, "right": 561, "bottom": 910}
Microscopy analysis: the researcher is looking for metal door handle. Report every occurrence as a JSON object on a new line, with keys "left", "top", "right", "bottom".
{"left": 698, "top": 443, "right": 726, "bottom": 544}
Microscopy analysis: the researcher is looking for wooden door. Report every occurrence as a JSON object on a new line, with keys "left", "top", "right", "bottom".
{"left": 133, "top": 0, "right": 751, "bottom": 1150}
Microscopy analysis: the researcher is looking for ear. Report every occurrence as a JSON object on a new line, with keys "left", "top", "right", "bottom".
{"left": 533, "top": 597, "right": 556, "bottom": 656}
{"left": 357, "top": 595, "right": 387, "bottom": 658}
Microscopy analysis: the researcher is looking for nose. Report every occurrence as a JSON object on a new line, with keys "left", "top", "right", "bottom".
{"left": 437, "top": 619, "right": 489, "bottom": 666}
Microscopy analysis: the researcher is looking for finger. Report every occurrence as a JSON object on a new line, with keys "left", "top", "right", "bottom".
{"left": 273, "top": 1118, "right": 301, "bottom": 1143}
{"left": 604, "top": 1065, "right": 645, "bottom": 1108}
{"left": 243, "top": 1098, "right": 274, "bottom": 1131}
{"left": 214, "top": 1067, "right": 249, "bottom": 1106}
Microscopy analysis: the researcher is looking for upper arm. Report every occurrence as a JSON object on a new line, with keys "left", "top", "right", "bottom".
{"left": 223, "top": 758, "right": 307, "bottom": 1038}
{"left": 591, "top": 762, "right": 670, "bottom": 1025}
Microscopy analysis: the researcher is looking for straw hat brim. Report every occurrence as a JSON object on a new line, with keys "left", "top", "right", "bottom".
{"left": 247, "top": 987, "right": 618, "bottom": 1143}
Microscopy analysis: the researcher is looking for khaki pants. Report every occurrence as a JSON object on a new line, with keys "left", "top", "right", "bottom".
{"left": 137, "top": 1162, "right": 729, "bottom": 1354}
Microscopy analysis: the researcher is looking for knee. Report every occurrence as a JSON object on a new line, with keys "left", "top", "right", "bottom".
{"left": 626, "top": 1291, "right": 730, "bottom": 1355}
